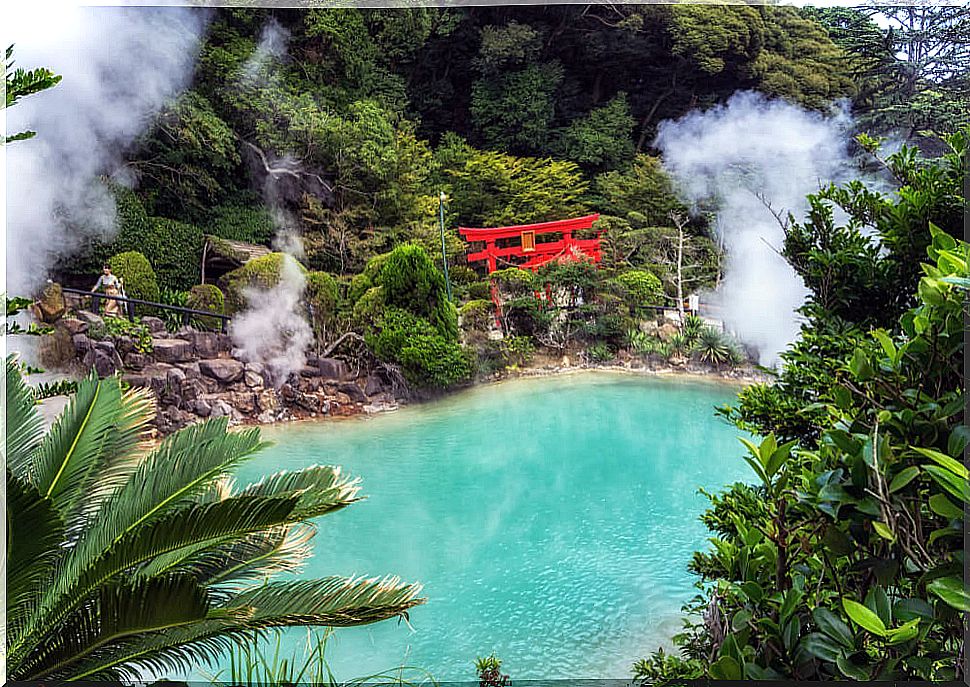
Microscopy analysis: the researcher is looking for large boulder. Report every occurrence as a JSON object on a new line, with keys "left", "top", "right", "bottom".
{"left": 35, "top": 282, "right": 67, "bottom": 323}
{"left": 60, "top": 318, "right": 88, "bottom": 336}
{"left": 338, "top": 381, "right": 368, "bottom": 404}
{"left": 317, "top": 357, "right": 348, "bottom": 380}
{"left": 152, "top": 338, "right": 194, "bottom": 363}
{"left": 184, "top": 330, "right": 231, "bottom": 358}
{"left": 199, "top": 358, "right": 245, "bottom": 383}
{"left": 83, "top": 348, "right": 119, "bottom": 378}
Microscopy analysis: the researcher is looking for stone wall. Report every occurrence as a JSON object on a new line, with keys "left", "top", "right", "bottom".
{"left": 61, "top": 312, "right": 403, "bottom": 434}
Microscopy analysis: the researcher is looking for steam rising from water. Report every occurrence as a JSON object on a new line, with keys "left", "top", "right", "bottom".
{"left": 4, "top": 6, "right": 209, "bottom": 294}
{"left": 229, "top": 20, "right": 313, "bottom": 387}
{"left": 656, "top": 91, "right": 857, "bottom": 367}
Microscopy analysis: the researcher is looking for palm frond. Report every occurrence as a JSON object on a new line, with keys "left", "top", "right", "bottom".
{"left": 15, "top": 574, "right": 211, "bottom": 681}
{"left": 222, "top": 575, "right": 426, "bottom": 628}
{"left": 31, "top": 373, "right": 141, "bottom": 518}
{"left": 12, "top": 495, "right": 297, "bottom": 666}
{"left": 239, "top": 465, "right": 362, "bottom": 520}
{"left": 133, "top": 524, "right": 314, "bottom": 593}
{"left": 5, "top": 470, "right": 65, "bottom": 636}
{"left": 62, "top": 420, "right": 265, "bottom": 605}
{"left": 4, "top": 355, "right": 46, "bottom": 481}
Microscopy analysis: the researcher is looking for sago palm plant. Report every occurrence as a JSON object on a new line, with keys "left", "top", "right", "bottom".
{"left": 4, "top": 356, "right": 424, "bottom": 681}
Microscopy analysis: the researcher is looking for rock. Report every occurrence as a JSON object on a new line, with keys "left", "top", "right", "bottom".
{"left": 230, "top": 391, "right": 256, "bottom": 414}
{"left": 177, "top": 361, "right": 201, "bottom": 379}
{"left": 152, "top": 338, "right": 194, "bottom": 363}
{"left": 73, "top": 333, "right": 92, "bottom": 355}
{"left": 363, "top": 375, "right": 385, "bottom": 397}
{"left": 184, "top": 330, "right": 231, "bottom": 358}
{"left": 167, "top": 366, "right": 187, "bottom": 386}
{"left": 35, "top": 282, "right": 67, "bottom": 323}
{"left": 180, "top": 378, "right": 205, "bottom": 403}
{"left": 257, "top": 389, "right": 279, "bottom": 414}
{"left": 300, "top": 365, "right": 321, "bottom": 378}
{"left": 113, "top": 335, "right": 135, "bottom": 357}
{"left": 141, "top": 316, "right": 167, "bottom": 334}
{"left": 60, "top": 318, "right": 88, "bottom": 335}
{"left": 317, "top": 357, "right": 348, "bottom": 380}
{"left": 209, "top": 399, "right": 234, "bottom": 418}
{"left": 199, "top": 358, "right": 244, "bottom": 383}
{"left": 84, "top": 348, "right": 118, "bottom": 378}
{"left": 244, "top": 370, "right": 264, "bottom": 389}
{"left": 190, "top": 399, "right": 212, "bottom": 417}
{"left": 124, "top": 352, "right": 148, "bottom": 370}
{"left": 75, "top": 310, "right": 104, "bottom": 328}
{"left": 657, "top": 322, "right": 680, "bottom": 342}
{"left": 121, "top": 372, "right": 150, "bottom": 388}
{"left": 94, "top": 340, "right": 124, "bottom": 371}
{"left": 338, "top": 381, "right": 368, "bottom": 404}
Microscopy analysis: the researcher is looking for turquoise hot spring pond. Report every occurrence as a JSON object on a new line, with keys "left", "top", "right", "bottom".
{"left": 228, "top": 372, "right": 752, "bottom": 681}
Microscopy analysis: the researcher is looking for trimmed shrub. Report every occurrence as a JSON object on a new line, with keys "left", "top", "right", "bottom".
{"left": 368, "top": 307, "right": 472, "bottom": 389}
{"left": 613, "top": 269, "right": 664, "bottom": 315}
{"left": 466, "top": 280, "right": 491, "bottom": 301}
{"left": 206, "top": 199, "right": 275, "bottom": 244}
{"left": 144, "top": 217, "right": 206, "bottom": 291}
{"left": 219, "top": 252, "right": 297, "bottom": 314}
{"left": 378, "top": 243, "right": 458, "bottom": 341}
{"left": 108, "top": 251, "right": 159, "bottom": 314}
{"left": 351, "top": 286, "right": 386, "bottom": 330}
{"left": 187, "top": 284, "right": 226, "bottom": 330}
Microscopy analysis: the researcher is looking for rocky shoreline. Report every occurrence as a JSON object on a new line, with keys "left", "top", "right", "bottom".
{"left": 40, "top": 309, "right": 767, "bottom": 436}
{"left": 55, "top": 311, "right": 404, "bottom": 435}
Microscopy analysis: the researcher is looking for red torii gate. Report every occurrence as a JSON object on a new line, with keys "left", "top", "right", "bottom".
{"left": 458, "top": 213, "right": 603, "bottom": 274}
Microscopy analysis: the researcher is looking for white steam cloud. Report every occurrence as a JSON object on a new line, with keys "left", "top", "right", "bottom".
{"left": 4, "top": 6, "right": 210, "bottom": 295}
{"left": 229, "top": 20, "right": 314, "bottom": 387}
{"left": 656, "top": 91, "right": 858, "bottom": 367}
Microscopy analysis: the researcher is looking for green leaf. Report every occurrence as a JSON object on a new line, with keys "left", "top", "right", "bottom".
{"left": 928, "top": 493, "right": 963, "bottom": 519}
{"left": 913, "top": 447, "right": 968, "bottom": 479}
{"left": 740, "top": 581, "right": 763, "bottom": 602}
{"left": 836, "top": 654, "right": 871, "bottom": 681}
{"left": 885, "top": 618, "right": 920, "bottom": 645}
{"left": 871, "top": 329, "right": 896, "bottom": 363}
{"left": 888, "top": 466, "right": 920, "bottom": 492}
{"left": 872, "top": 521, "right": 895, "bottom": 542}
{"left": 842, "top": 598, "right": 886, "bottom": 636}
{"left": 801, "top": 632, "right": 843, "bottom": 663}
{"left": 924, "top": 465, "right": 970, "bottom": 503}
{"left": 893, "top": 598, "right": 934, "bottom": 622}
{"left": 927, "top": 576, "right": 970, "bottom": 612}
{"left": 848, "top": 349, "right": 874, "bottom": 379}
{"left": 708, "top": 656, "right": 742, "bottom": 680}
{"left": 812, "top": 606, "right": 854, "bottom": 649}
{"left": 948, "top": 426, "right": 970, "bottom": 456}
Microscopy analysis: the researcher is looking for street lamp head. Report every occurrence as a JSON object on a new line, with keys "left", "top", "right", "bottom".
{"left": 439, "top": 191, "right": 447, "bottom": 202}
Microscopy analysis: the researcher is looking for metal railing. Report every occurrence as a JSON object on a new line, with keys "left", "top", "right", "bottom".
{"left": 61, "top": 286, "right": 231, "bottom": 333}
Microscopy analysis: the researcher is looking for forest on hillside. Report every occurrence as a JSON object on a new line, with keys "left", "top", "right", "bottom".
{"left": 31, "top": 4, "right": 967, "bottom": 388}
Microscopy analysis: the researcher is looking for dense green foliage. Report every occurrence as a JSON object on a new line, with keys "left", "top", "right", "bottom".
{"left": 357, "top": 244, "right": 470, "bottom": 389}
{"left": 4, "top": 358, "right": 423, "bottom": 680}
{"left": 636, "top": 131, "right": 968, "bottom": 682}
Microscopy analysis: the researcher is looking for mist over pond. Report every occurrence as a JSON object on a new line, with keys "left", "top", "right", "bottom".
{"left": 230, "top": 373, "right": 751, "bottom": 680}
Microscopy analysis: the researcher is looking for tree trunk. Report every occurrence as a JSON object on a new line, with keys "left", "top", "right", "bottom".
{"left": 676, "top": 225, "right": 685, "bottom": 326}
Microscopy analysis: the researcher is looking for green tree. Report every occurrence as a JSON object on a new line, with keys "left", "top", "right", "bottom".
{"left": 5, "top": 360, "right": 423, "bottom": 681}
{"left": 4, "top": 44, "right": 62, "bottom": 143}
{"left": 556, "top": 93, "right": 635, "bottom": 172}
{"left": 636, "top": 132, "right": 968, "bottom": 683}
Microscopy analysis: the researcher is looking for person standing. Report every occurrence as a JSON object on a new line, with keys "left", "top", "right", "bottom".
{"left": 91, "top": 264, "right": 125, "bottom": 318}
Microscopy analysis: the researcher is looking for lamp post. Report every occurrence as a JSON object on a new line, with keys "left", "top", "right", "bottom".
{"left": 439, "top": 190, "right": 453, "bottom": 302}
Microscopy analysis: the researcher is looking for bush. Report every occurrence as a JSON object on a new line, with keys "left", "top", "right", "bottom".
{"left": 500, "top": 335, "right": 534, "bottom": 367}
{"left": 586, "top": 342, "right": 613, "bottom": 363}
{"left": 378, "top": 243, "right": 458, "bottom": 341}
{"left": 108, "top": 251, "right": 159, "bottom": 314}
{"left": 186, "top": 284, "right": 226, "bottom": 330}
{"left": 144, "top": 217, "right": 206, "bottom": 291}
{"left": 466, "top": 280, "right": 491, "bottom": 301}
{"left": 219, "top": 252, "right": 296, "bottom": 314}
{"left": 459, "top": 299, "right": 494, "bottom": 332}
{"left": 88, "top": 316, "right": 153, "bottom": 354}
{"left": 613, "top": 269, "right": 664, "bottom": 315}
{"left": 367, "top": 307, "right": 471, "bottom": 389}
{"left": 306, "top": 271, "right": 340, "bottom": 343}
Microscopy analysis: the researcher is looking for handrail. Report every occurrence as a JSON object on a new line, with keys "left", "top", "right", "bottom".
{"left": 61, "top": 286, "right": 231, "bottom": 333}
